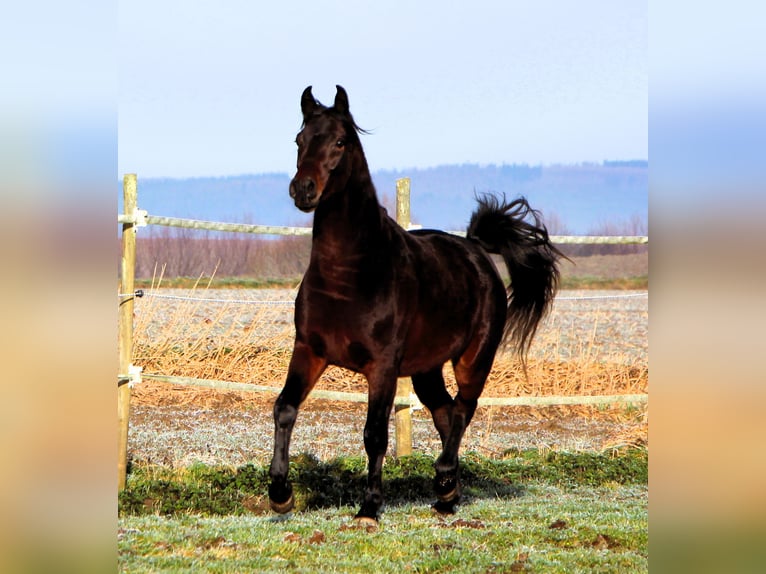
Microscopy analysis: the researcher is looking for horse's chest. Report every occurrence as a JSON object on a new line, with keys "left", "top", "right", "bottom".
{"left": 298, "top": 293, "right": 398, "bottom": 371}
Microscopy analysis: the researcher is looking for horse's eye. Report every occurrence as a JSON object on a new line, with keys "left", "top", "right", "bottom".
{"left": 336, "top": 139, "right": 346, "bottom": 148}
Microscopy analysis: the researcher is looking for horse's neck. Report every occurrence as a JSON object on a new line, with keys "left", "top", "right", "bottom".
{"left": 311, "top": 179, "right": 388, "bottom": 262}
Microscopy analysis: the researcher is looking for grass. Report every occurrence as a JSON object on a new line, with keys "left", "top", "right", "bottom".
{"left": 120, "top": 451, "right": 647, "bottom": 516}
{"left": 129, "top": 250, "right": 648, "bottom": 404}
{"left": 130, "top": 272, "right": 648, "bottom": 408}
{"left": 119, "top": 450, "right": 648, "bottom": 573}
{"left": 559, "top": 275, "right": 647, "bottom": 290}
{"left": 131, "top": 249, "right": 649, "bottom": 292}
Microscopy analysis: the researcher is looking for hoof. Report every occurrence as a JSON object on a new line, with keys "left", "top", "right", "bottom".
{"left": 352, "top": 516, "right": 379, "bottom": 531}
{"left": 436, "top": 486, "right": 460, "bottom": 503}
{"left": 432, "top": 499, "right": 459, "bottom": 515}
{"left": 434, "top": 472, "right": 460, "bottom": 503}
{"left": 269, "top": 493, "right": 295, "bottom": 514}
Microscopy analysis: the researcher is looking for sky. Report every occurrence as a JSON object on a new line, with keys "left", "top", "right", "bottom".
{"left": 119, "top": 1, "right": 647, "bottom": 179}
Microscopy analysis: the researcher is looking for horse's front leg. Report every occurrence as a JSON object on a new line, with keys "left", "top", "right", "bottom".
{"left": 355, "top": 366, "right": 398, "bottom": 524}
{"left": 269, "top": 341, "right": 326, "bottom": 514}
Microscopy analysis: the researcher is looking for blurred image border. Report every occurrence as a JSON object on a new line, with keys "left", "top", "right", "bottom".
{"left": 2, "top": 1, "right": 765, "bottom": 571}
{"left": 650, "top": 1, "right": 766, "bottom": 571}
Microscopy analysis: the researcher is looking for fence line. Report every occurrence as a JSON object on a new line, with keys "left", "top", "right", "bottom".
{"left": 117, "top": 173, "right": 649, "bottom": 490}
{"left": 120, "top": 289, "right": 648, "bottom": 304}
{"left": 141, "top": 373, "right": 647, "bottom": 408}
{"left": 127, "top": 291, "right": 297, "bottom": 305}
{"left": 555, "top": 292, "right": 648, "bottom": 301}
{"left": 119, "top": 210, "right": 648, "bottom": 245}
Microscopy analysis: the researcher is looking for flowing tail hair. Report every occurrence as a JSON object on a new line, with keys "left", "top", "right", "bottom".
{"left": 467, "top": 194, "right": 567, "bottom": 370}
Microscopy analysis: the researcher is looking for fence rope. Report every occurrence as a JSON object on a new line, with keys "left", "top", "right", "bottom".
{"left": 555, "top": 292, "right": 648, "bottom": 301}
{"left": 118, "top": 291, "right": 295, "bottom": 305}
{"left": 118, "top": 289, "right": 647, "bottom": 304}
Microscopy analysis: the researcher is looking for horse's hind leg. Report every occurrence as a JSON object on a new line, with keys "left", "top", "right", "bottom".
{"left": 269, "top": 341, "right": 326, "bottom": 514}
{"left": 432, "top": 345, "right": 497, "bottom": 514}
{"left": 411, "top": 368, "right": 454, "bottom": 448}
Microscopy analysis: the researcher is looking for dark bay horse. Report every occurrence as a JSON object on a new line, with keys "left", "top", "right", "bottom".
{"left": 269, "top": 85, "right": 564, "bottom": 524}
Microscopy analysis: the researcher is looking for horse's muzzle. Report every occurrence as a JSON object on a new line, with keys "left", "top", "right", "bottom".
{"left": 289, "top": 176, "right": 320, "bottom": 212}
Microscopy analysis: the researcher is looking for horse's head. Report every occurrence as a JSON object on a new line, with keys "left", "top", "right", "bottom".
{"left": 289, "top": 85, "right": 364, "bottom": 212}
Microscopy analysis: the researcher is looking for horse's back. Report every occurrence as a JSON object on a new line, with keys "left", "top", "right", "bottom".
{"left": 406, "top": 229, "right": 504, "bottom": 296}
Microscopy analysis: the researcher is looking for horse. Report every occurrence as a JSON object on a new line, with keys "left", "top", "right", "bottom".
{"left": 269, "top": 85, "right": 564, "bottom": 525}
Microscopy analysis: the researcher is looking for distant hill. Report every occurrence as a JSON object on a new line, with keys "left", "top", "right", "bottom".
{"left": 119, "top": 162, "right": 647, "bottom": 235}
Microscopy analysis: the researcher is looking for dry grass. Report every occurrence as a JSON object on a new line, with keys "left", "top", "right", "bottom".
{"left": 130, "top": 278, "right": 647, "bottom": 437}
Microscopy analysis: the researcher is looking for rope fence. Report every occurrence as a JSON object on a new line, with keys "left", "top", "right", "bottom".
{"left": 119, "top": 289, "right": 647, "bottom": 304}
{"left": 119, "top": 209, "right": 648, "bottom": 245}
{"left": 139, "top": 372, "right": 648, "bottom": 409}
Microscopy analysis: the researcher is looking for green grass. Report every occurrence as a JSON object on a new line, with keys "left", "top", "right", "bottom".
{"left": 119, "top": 450, "right": 647, "bottom": 572}
{"left": 120, "top": 451, "right": 646, "bottom": 516}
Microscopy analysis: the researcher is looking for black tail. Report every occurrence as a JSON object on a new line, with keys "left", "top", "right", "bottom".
{"left": 467, "top": 194, "right": 566, "bottom": 369}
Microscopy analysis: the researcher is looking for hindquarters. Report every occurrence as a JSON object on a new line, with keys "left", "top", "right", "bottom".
{"left": 398, "top": 230, "right": 508, "bottom": 381}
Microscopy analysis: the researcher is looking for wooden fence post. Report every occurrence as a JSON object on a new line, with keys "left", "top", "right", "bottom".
{"left": 118, "top": 174, "right": 138, "bottom": 490}
{"left": 394, "top": 178, "right": 413, "bottom": 456}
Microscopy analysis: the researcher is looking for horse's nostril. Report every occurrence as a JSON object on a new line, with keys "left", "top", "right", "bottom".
{"left": 298, "top": 178, "right": 316, "bottom": 198}
{"left": 290, "top": 177, "right": 318, "bottom": 204}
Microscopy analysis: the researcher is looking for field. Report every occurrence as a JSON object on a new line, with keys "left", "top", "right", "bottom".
{"left": 119, "top": 253, "right": 648, "bottom": 572}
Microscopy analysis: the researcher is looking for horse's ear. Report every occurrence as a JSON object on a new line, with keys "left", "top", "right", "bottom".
{"left": 333, "top": 85, "right": 349, "bottom": 115}
{"left": 301, "top": 86, "right": 318, "bottom": 119}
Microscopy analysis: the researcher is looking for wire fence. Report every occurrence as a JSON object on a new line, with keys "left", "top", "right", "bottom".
{"left": 120, "top": 289, "right": 648, "bottom": 304}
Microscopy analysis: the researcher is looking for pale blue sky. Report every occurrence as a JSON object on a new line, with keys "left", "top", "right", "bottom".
{"left": 119, "top": 1, "right": 647, "bottom": 178}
